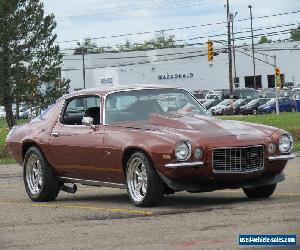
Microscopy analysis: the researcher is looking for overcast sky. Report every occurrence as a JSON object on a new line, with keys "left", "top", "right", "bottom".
{"left": 42, "top": 0, "right": 300, "bottom": 49}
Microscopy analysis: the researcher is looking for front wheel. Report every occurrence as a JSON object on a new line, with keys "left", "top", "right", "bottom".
{"left": 24, "top": 147, "right": 60, "bottom": 201}
{"left": 243, "top": 183, "right": 277, "bottom": 199}
{"left": 126, "top": 152, "right": 165, "bottom": 207}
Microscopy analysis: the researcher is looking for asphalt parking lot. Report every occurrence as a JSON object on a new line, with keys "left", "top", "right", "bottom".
{"left": 0, "top": 157, "right": 299, "bottom": 250}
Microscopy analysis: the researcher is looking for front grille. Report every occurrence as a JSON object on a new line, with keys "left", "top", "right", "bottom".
{"left": 213, "top": 145, "right": 264, "bottom": 173}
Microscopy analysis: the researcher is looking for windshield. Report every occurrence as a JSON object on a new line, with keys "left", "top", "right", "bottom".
{"left": 259, "top": 98, "right": 270, "bottom": 105}
{"left": 246, "top": 99, "right": 259, "bottom": 106}
{"left": 217, "top": 99, "right": 231, "bottom": 106}
{"left": 266, "top": 98, "right": 275, "bottom": 105}
{"left": 233, "top": 99, "right": 245, "bottom": 106}
{"left": 105, "top": 88, "right": 207, "bottom": 124}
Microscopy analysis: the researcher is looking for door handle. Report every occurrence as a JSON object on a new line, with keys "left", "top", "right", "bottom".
{"left": 51, "top": 132, "right": 59, "bottom": 137}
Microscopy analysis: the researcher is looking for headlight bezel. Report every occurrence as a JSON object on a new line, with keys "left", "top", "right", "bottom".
{"left": 175, "top": 140, "right": 192, "bottom": 161}
{"left": 278, "top": 134, "right": 293, "bottom": 153}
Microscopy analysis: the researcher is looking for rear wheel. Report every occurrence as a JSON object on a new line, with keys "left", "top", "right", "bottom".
{"left": 126, "top": 152, "right": 164, "bottom": 207}
{"left": 243, "top": 183, "right": 277, "bottom": 199}
{"left": 23, "top": 147, "right": 60, "bottom": 201}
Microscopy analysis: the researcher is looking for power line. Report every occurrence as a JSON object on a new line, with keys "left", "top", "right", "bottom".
{"left": 61, "top": 48, "right": 225, "bottom": 72}
{"left": 235, "top": 48, "right": 274, "bottom": 67}
{"left": 176, "top": 22, "right": 298, "bottom": 42}
{"left": 57, "top": 23, "right": 297, "bottom": 54}
{"left": 55, "top": 10, "right": 300, "bottom": 45}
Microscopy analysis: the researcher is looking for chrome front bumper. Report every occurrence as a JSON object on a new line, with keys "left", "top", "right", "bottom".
{"left": 165, "top": 153, "right": 295, "bottom": 168}
{"left": 268, "top": 154, "right": 296, "bottom": 161}
{"left": 165, "top": 161, "right": 204, "bottom": 169}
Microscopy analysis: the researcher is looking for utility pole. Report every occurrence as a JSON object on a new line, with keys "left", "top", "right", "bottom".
{"left": 231, "top": 12, "right": 238, "bottom": 87}
{"left": 82, "top": 47, "right": 86, "bottom": 89}
{"left": 226, "top": 0, "right": 233, "bottom": 98}
{"left": 248, "top": 5, "right": 256, "bottom": 89}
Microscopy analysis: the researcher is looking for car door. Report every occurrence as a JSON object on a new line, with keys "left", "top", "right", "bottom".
{"left": 47, "top": 95, "right": 108, "bottom": 181}
{"left": 281, "top": 98, "right": 288, "bottom": 111}
{"left": 278, "top": 99, "right": 284, "bottom": 112}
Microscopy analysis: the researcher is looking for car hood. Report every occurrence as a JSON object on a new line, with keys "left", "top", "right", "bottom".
{"left": 114, "top": 113, "right": 278, "bottom": 141}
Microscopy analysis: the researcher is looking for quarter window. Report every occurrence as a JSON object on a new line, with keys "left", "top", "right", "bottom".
{"left": 61, "top": 96, "right": 100, "bottom": 125}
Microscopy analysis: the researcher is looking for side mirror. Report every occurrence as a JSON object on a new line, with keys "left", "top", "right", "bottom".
{"left": 82, "top": 116, "right": 95, "bottom": 129}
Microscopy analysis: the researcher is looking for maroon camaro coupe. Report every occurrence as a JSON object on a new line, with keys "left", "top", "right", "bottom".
{"left": 6, "top": 86, "right": 295, "bottom": 207}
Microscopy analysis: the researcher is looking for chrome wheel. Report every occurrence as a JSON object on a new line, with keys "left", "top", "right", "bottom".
{"left": 26, "top": 154, "right": 43, "bottom": 195}
{"left": 127, "top": 157, "right": 148, "bottom": 203}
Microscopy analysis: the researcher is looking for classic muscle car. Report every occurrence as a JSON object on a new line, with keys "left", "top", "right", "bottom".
{"left": 6, "top": 86, "right": 295, "bottom": 207}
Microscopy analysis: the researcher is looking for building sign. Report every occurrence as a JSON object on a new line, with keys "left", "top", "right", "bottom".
{"left": 158, "top": 73, "right": 194, "bottom": 80}
{"left": 100, "top": 77, "right": 113, "bottom": 86}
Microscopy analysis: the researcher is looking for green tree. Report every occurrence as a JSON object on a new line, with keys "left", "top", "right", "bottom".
{"left": 0, "top": 0, "right": 63, "bottom": 129}
{"left": 77, "top": 32, "right": 183, "bottom": 54}
{"left": 258, "top": 36, "right": 269, "bottom": 44}
{"left": 76, "top": 37, "right": 106, "bottom": 53}
{"left": 290, "top": 25, "right": 300, "bottom": 41}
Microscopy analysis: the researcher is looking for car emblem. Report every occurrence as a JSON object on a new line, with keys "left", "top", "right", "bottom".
{"left": 236, "top": 136, "right": 241, "bottom": 140}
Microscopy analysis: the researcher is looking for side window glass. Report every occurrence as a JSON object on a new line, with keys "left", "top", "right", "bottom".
{"left": 62, "top": 96, "right": 100, "bottom": 125}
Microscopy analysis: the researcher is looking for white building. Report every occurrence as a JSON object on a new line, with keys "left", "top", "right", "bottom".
{"left": 62, "top": 41, "right": 300, "bottom": 92}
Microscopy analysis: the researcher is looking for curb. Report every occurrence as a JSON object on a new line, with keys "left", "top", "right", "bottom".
{"left": 295, "top": 151, "right": 300, "bottom": 157}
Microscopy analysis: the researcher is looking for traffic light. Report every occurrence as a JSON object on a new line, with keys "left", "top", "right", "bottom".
{"left": 275, "top": 67, "right": 282, "bottom": 89}
{"left": 207, "top": 40, "right": 213, "bottom": 61}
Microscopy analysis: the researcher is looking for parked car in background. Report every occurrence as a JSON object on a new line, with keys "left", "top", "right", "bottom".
{"left": 6, "top": 86, "right": 295, "bottom": 207}
{"left": 210, "top": 99, "right": 232, "bottom": 116}
{"left": 280, "top": 90, "right": 300, "bottom": 99}
{"left": 206, "top": 92, "right": 222, "bottom": 100}
{"left": 223, "top": 99, "right": 252, "bottom": 115}
{"left": 240, "top": 98, "right": 271, "bottom": 115}
{"left": 232, "top": 88, "right": 259, "bottom": 99}
{"left": 258, "top": 88, "right": 276, "bottom": 98}
{"left": 0, "top": 106, "right": 6, "bottom": 118}
{"left": 213, "top": 89, "right": 230, "bottom": 99}
{"left": 202, "top": 99, "right": 222, "bottom": 110}
{"left": 192, "top": 90, "right": 209, "bottom": 99}
{"left": 18, "top": 106, "right": 30, "bottom": 119}
{"left": 258, "top": 97, "right": 296, "bottom": 114}
{"left": 196, "top": 99, "right": 207, "bottom": 105}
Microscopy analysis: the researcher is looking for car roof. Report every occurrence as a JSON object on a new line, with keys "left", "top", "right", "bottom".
{"left": 65, "top": 84, "right": 182, "bottom": 98}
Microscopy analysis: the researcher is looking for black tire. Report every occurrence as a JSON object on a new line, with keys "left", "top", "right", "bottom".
{"left": 243, "top": 183, "right": 277, "bottom": 199}
{"left": 23, "top": 147, "right": 60, "bottom": 202}
{"left": 126, "top": 152, "right": 165, "bottom": 207}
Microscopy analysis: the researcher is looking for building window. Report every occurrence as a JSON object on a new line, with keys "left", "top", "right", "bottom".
{"left": 244, "top": 75, "right": 262, "bottom": 89}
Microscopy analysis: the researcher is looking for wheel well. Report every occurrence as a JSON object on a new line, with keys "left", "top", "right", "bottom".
{"left": 22, "top": 142, "right": 42, "bottom": 160}
{"left": 122, "top": 147, "right": 153, "bottom": 176}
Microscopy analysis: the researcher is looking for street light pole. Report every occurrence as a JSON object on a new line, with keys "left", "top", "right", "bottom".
{"left": 82, "top": 47, "right": 86, "bottom": 89}
{"left": 226, "top": 0, "right": 233, "bottom": 98}
{"left": 248, "top": 5, "right": 256, "bottom": 89}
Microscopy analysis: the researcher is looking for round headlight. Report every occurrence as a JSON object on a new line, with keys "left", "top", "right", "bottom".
{"left": 175, "top": 141, "right": 191, "bottom": 161}
{"left": 267, "top": 142, "right": 276, "bottom": 154}
{"left": 194, "top": 148, "right": 203, "bottom": 159}
{"left": 279, "top": 134, "right": 293, "bottom": 153}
